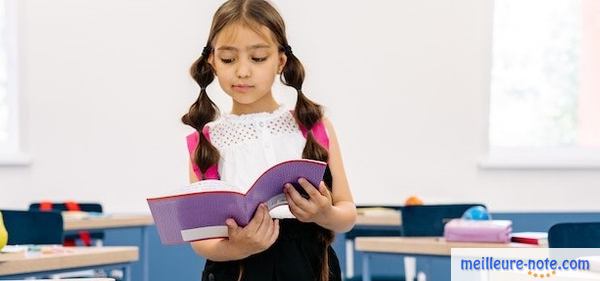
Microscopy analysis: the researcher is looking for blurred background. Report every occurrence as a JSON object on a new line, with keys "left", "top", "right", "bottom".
{"left": 0, "top": 0, "right": 599, "bottom": 213}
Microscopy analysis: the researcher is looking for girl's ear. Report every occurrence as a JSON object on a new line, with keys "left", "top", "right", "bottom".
{"left": 278, "top": 53, "right": 287, "bottom": 74}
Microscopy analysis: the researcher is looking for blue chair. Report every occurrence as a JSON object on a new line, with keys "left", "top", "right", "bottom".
{"left": 400, "top": 203, "right": 486, "bottom": 236}
{"left": 548, "top": 222, "right": 600, "bottom": 248}
{"left": 29, "top": 202, "right": 103, "bottom": 213}
{"left": 29, "top": 202, "right": 105, "bottom": 245}
{"left": 1, "top": 209, "right": 64, "bottom": 244}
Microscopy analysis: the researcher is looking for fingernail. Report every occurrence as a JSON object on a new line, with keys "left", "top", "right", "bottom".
{"left": 298, "top": 178, "right": 304, "bottom": 184}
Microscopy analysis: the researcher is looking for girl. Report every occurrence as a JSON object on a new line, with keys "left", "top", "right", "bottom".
{"left": 181, "top": 1, "right": 356, "bottom": 280}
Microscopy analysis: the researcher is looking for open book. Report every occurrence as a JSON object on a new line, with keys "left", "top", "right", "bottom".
{"left": 147, "top": 159, "right": 327, "bottom": 245}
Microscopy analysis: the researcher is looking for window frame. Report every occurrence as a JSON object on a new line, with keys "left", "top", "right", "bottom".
{"left": 0, "top": 0, "right": 30, "bottom": 166}
{"left": 481, "top": 0, "right": 600, "bottom": 170}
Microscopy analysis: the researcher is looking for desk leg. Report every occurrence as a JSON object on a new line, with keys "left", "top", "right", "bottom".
{"left": 123, "top": 264, "right": 132, "bottom": 281}
{"left": 346, "top": 239, "right": 354, "bottom": 279}
{"left": 404, "top": 256, "right": 416, "bottom": 281}
{"left": 362, "top": 253, "right": 372, "bottom": 281}
{"left": 141, "top": 226, "right": 150, "bottom": 281}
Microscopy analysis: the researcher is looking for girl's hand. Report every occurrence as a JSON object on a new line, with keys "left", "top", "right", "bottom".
{"left": 284, "top": 179, "right": 333, "bottom": 224}
{"left": 225, "top": 203, "right": 279, "bottom": 258}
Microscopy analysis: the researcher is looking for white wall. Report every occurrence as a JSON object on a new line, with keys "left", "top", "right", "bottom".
{"left": 1, "top": 0, "right": 599, "bottom": 213}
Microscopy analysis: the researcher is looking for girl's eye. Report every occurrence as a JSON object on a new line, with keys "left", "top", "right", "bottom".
{"left": 252, "top": 57, "right": 268, "bottom": 63}
{"left": 220, "top": 58, "right": 235, "bottom": 64}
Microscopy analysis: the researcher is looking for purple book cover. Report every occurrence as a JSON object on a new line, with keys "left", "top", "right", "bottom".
{"left": 147, "top": 159, "right": 327, "bottom": 245}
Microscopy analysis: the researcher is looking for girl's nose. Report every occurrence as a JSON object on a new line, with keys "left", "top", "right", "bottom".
{"left": 236, "top": 60, "right": 251, "bottom": 78}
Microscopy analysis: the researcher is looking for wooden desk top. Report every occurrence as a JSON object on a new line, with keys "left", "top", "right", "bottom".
{"left": 355, "top": 237, "right": 538, "bottom": 256}
{"left": 63, "top": 214, "right": 154, "bottom": 231}
{"left": 355, "top": 208, "right": 401, "bottom": 226}
{"left": 0, "top": 246, "right": 138, "bottom": 276}
{"left": 63, "top": 210, "right": 397, "bottom": 230}
{"left": 63, "top": 211, "right": 397, "bottom": 230}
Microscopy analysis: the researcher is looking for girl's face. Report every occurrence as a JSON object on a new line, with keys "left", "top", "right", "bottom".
{"left": 208, "top": 23, "right": 287, "bottom": 107}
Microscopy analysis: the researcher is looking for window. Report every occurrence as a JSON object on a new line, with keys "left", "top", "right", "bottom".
{"left": 0, "top": 0, "right": 9, "bottom": 150}
{"left": 0, "top": 0, "right": 28, "bottom": 165}
{"left": 484, "top": 0, "right": 600, "bottom": 168}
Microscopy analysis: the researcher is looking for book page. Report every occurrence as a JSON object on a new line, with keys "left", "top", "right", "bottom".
{"left": 265, "top": 193, "right": 288, "bottom": 210}
{"left": 150, "top": 180, "right": 242, "bottom": 199}
{"left": 187, "top": 180, "right": 239, "bottom": 192}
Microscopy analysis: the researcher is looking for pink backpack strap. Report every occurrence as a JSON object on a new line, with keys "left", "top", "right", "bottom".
{"left": 291, "top": 110, "right": 330, "bottom": 150}
{"left": 185, "top": 126, "right": 220, "bottom": 180}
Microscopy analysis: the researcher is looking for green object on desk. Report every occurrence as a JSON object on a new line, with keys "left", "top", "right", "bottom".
{"left": 0, "top": 211, "right": 7, "bottom": 251}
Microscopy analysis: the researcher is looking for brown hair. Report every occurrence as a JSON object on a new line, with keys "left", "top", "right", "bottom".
{"left": 181, "top": 0, "right": 333, "bottom": 280}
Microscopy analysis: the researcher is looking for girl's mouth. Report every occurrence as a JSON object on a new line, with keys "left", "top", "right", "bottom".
{"left": 232, "top": 85, "right": 254, "bottom": 93}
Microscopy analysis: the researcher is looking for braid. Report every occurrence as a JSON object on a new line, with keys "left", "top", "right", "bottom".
{"left": 181, "top": 47, "right": 220, "bottom": 177}
{"left": 281, "top": 49, "right": 333, "bottom": 281}
{"left": 281, "top": 52, "right": 329, "bottom": 162}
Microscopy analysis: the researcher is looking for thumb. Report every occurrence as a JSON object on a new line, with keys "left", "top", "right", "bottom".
{"left": 226, "top": 218, "right": 238, "bottom": 234}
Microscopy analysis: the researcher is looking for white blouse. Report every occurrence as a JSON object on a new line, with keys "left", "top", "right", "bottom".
{"left": 205, "top": 105, "right": 307, "bottom": 218}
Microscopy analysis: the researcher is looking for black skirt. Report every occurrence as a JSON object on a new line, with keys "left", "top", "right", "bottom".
{"left": 201, "top": 219, "right": 342, "bottom": 281}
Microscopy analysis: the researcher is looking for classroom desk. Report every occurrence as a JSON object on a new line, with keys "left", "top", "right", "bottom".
{"left": 63, "top": 214, "right": 154, "bottom": 231}
{"left": 355, "top": 209, "right": 402, "bottom": 226}
{"left": 62, "top": 213, "right": 153, "bottom": 281}
{"left": 355, "top": 237, "right": 538, "bottom": 281}
{"left": 345, "top": 208, "right": 402, "bottom": 279}
{"left": 0, "top": 246, "right": 138, "bottom": 280}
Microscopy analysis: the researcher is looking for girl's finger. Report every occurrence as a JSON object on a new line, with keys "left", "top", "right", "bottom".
{"left": 256, "top": 206, "right": 272, "bottom": 237}
{"left": 318, "top": 181, "right": 332, "bottom": 199}
{"left": 245, "top": 204, "right": 265, "bottom": 234}
{"left": 285, "top": 184, "right": 311, "bottom": 210}
{"left": 297, "top": 178, "right": 321, "bottom": 199}
{"left": 286, "top": 192, "right": 309, "bottom": 219}
{"left": 226, "top": 218, "right": 239, "bottom": 238}
{"left": 268, "top": 219, "right": 280, "bottom": 245}
{"left": 261, "top": 218, "right": 275, "bottom": 243}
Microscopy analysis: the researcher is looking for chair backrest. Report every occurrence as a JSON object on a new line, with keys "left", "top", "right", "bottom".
{"left": 1, "top": 209, "right": 64, "bottom": 244}
{"left": 29, "top": 202, "right": 103, "bottom": 213}
{"left": 400, "top": 203, "right": 486, "bottom": 236}
{"left": 548, "top": 222, "right": 600, "bottom": 248}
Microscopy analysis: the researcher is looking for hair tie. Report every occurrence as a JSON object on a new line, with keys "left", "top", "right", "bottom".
{"left": 202, "top": 46, "right": 212, "bottom": 57}
{"left": 283, "top": 44, "right": 293, "bottom": 55}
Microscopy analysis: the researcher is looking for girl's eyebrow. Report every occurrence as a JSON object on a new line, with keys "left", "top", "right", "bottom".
{"left": 217, "top": 44, "right": 271, "bottom": 51}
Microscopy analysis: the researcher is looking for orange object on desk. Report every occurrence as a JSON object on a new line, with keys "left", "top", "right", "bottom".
{"left": 405, "top": 196, "right": 423, "bottom": 206}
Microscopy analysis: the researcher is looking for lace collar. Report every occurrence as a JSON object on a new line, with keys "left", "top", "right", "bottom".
{"left": 221, "top": 104, "right": 289, "bottom": 122}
